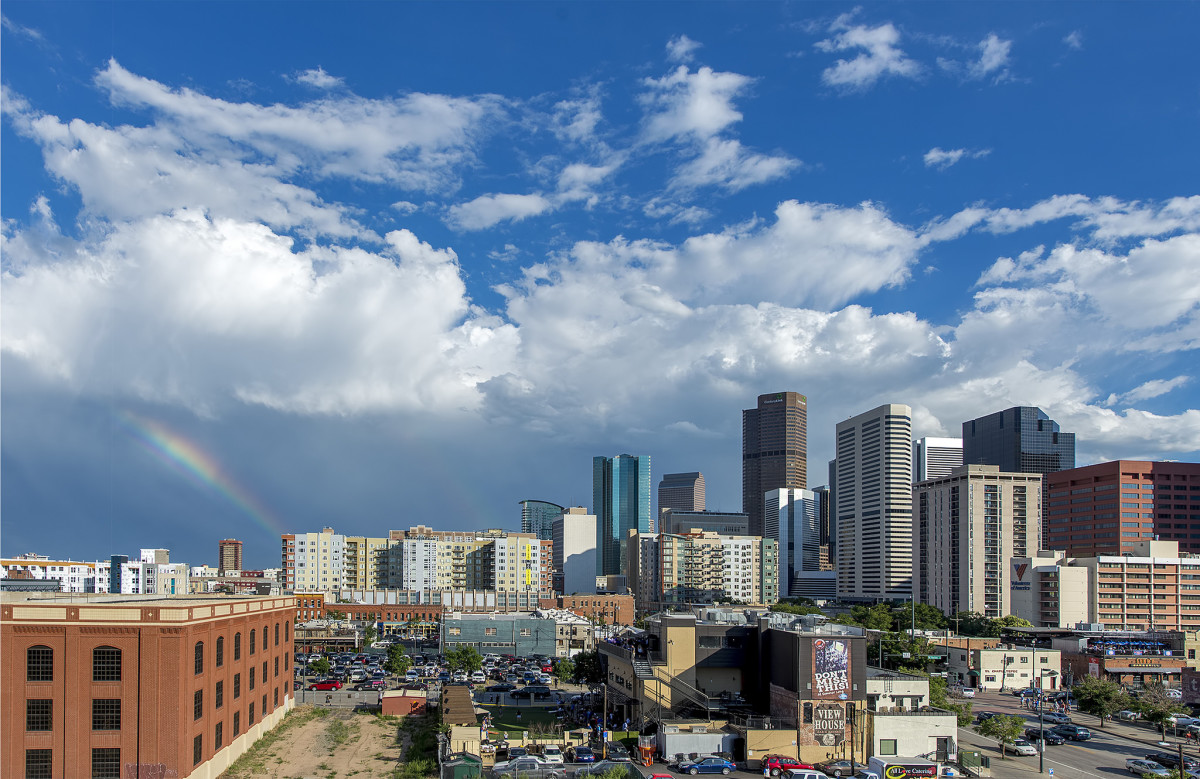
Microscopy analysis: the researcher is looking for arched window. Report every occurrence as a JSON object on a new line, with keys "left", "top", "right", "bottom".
{"left": 275, "top": 622, "right": 280, "bottom": 646}
{"left": 249, "top": 629, "right": 256, "bottom": 655}
{"left": 27, "top": 645, "right": 53, "bottom": 682}
{"left": 234, "top": 632, "right": 242, "bottom": 661}
{"left": 262, "top": 625, "right": 268, "bottom": 651}
{"left": 216, "top": 636, "right": 225, "bottom": 668}
{"left": 93, "top": 646, "right": 121, "bottom": 682}
{"left": 194, "top": 641, "right": 204, "bottom": 675}
{"left": 285, "top": 621, "right": 290, "bottom": 642}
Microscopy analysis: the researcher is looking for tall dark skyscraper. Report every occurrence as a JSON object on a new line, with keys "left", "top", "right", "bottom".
{"left": 593, "top": 454, "right": 651, "bottom": 577}
{"left": 742, "top": 391, "right": 808, "bottom": 537}
{"left": 657, "top": 471, "right": 705, "bottom": 518}
{"left": 519, "top": 499, "right": 565, "bottom": 541}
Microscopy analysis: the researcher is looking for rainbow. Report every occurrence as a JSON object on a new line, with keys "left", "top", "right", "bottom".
{"left": 117, "top": 410, "right": 286, "bottom": 538}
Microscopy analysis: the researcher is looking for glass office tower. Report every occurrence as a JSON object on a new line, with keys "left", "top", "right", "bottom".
{"left": 593, "top": 454, "right": 651, "bottom": 576}
{"left": 519, "top": 499, "right": 565, "bottom": 541}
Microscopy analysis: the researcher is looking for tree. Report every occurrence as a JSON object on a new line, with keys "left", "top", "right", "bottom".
{"left": 954, "top": 612, "right": 995, "bottom": 637}
{"left": 894, "top": 602, "right": 948, "bottom": 632}
{"left": 1136, "top": 684, "right": 1188, "bottom": 740}
{"left": 975, "top": 714, "right": 1024, "bottom": 758}
{"left": 554, "top": 657, "right": 575, "bottom": 683}
{"left": 1071, "top": 676, "right": 1128, "bottom": 728}
{"left": 385, "top": 643, "right": 412, "bottom": 676}
{"left": 924, "top": 673, "right": 973, "bottom": 726}
{"left": 363, "top": 624, "right": 378, "bottom": 647}
{"left": 571, "top": 650, "right": 605, "bottom": 684}
{"left": 771, "top": 599, "right": 825, "bottom": 616}
{"left": 994, "top": 615, "right": 1033, "bottom": 630}
{"left": 326, "top": 609, "right": 346, "bottom": 621}
{"left": 444, "top": 645, "right": 483, "bottom": 673}
{"left": 311, "top": 657, "right": 331, "bottom": 677}
{"left": 839, "top": 604, "right": 895, "bottom": 631}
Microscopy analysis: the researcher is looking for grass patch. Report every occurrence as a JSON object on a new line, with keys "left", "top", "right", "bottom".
{"left": 221, "top": 705, "right": 327, "bottom": 778}
{"left": 478, "top": 705, "right": 562, "bottom": 736}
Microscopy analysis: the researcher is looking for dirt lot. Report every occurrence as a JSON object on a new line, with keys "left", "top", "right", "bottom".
{"left": 221, "top": 705, "right": 410, "bottom": 779}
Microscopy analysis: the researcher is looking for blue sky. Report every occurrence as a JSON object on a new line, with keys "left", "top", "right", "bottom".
{"left": 3, "top": 2, "right": 1198, "bottom": 569}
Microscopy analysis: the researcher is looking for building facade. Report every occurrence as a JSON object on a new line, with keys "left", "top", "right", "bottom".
{"left": 659, "top": 509, "right": 749, "bottom": 536}
{"left": 912, "top": 437, "right": 963, "bottom": 482}
{"left": 743, "top": 391, "right": 808, "bottom": 537}
{"left": 636, "top": 530, "right": 779, "bottom": 608}
{"left": 1, "top": 593, "right": 295, "bottom": 779}
{"left": 835, "top": 404, "right": 914, "bottom": 602}
{"left": 552, "top": 507, "right": 598, "bottom": 595}
{"left": 440, "top": 612, "right": 567, "bottom": 657}
{"left": 281, "top": 528, "right": 346, "bottom": 593}
{"left": 913, "top": 465, "right": 1043, "bottom": 619}
{"left": 1043, "top": 460, "right": 1200, "bottom": 556}
{"left": 520, "top": 499, "right": 566, "bottom": 541}
{"left": 539, "top": 593, "right": 635, "bottom": 626}
{"left": 593, "top": 454, "right": 652, "bottom": 577}
{"left": 217, "top": 540, "right": 243, "bottom": 576}
{"left": 764, "top": 488, "right": 831, "bottom": 599}
{"left": 658, "top": 472, "right": 706, "bottom": 517}
{"left": 0, "top": 555, "right": 97, "bottom": 592}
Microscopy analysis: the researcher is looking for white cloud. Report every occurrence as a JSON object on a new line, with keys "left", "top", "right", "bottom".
{"left": 640, "top": 65, "right": 752, "bottom": 142}
{"left": 923, "top": 146, "right": 990, "bottom": 170}
{"left": 1106, "top": 376, "right": 1191, "bottom": 406}
{"left": 2, "top": 14, "right": 44, "bottom": 42}
{"left": 969, "top": 34, "right": 1012, "bottom": 80}
{"left": 294, "top": 67, "right": 344, "bottom": 89}
{"left": 670, "top": 137, "right": 798, "bottom": 191}
{"left": 391, "top": 200, "right": 419, "bottom": 214}
{"left": 551, "top": 91, "right": 603, "bottom": 145}
{"left": 488, "top": 244, "right": 521, "bottom": 263}
{"left": 446, "top": 193, "right": 554, "bottom": 231}
{"left": 666, "top": 34, "right": 703, "bottom": 63}
{"left": 816, "top": 16, "right": 920, "bottom": 90}
{"left": 1064, "top": 30, "right": 1084, "bottom": 50}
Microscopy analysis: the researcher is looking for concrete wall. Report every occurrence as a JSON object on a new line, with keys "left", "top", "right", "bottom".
{"left": 870, "top": 711, "right": 958, "bottom": 760}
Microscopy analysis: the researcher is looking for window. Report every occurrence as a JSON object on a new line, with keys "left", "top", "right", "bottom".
{"left": 234, "top": 711, "right": 241, "bottom": 736}
{"left": 274, "top": 657, "right": 279, "bottom": 677}
{"left": 216, "top": 636, "right": 224, "bottom": 668}
{"left": 193, "top": 733, "right": 203, "bottom": 766}
{"left": 880, "top": 739, "right": 898, "bottom": 756}
{"left": 234, "top": 632, "right": 241, "bottom": 661}
{"left": 263, "top": 626, "right": 268, "bottom": 651}
{"left": 195, "top": 641, "right": 204, "bottom": 675}
{"left": 194, "top": 689, "right": 204, "bottom": 721}
{"left": 262, "top": 693, "right": 268, "bottom": 715}
{"left": 26, "top": 749, "right": 53, "bottom": 779}
{"left": 26, "top": 699, "right": 52, "bottom": 731}
{"left": 275, "top": 623, "right": 280, "bottom": 646}
{"left": 215, "top": 680, "right": 224, "bottom": 709}
{"left": 249, "top": 702, "right": 256, "bottom": 726}
{"left": 215, "top": 721, "right": 224, "bottom": 749}
{"left": 27, "top": 646, "right": 53, "bottom": 682}
{"left": 285, "top": 621, "right": 290, "bottom": 641}
{"left": 92, "top": 748, "right": 121, "bottom": 779}
{"left": 234, "top": 673, "right": 241, "bottom": 699}
{"left": 250, "top": 667, "right": 255, "bottom": 690}
{"left": 274, "top": 687, "right": 279, "bottom": 707}
{"left": 263, "top": 661, "right": 268, "bottom": 684}
{"left": 448, "top": 628, "right": 461, "bottom": 636}
{"left": 250, "top": 630, "right": 256, "bottom": 655}
{"left": 92, "top": 699, "right": 121, "bottom": 731}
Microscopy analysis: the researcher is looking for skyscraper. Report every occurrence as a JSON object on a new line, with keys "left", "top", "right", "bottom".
{"left": 742, "top": 391, "right": 808, "bottom": 536}
{"left": 658, "top": 472, "right": 706, "bottom": 517}
{"left": 520, "top": 499, "right": 566, "bottom": 541}
{"left": 834, "top": 403, "right": 914, "bottom": 602}
{"left": 593, "top": 454, "right": 651, "bottom": 577}
{"left": 912, "top": 437, "right": 963, "bottom": 482}
{"left": 217, "top": 538, "right": 243, "bottom": 575}
{"left": 764, "top": 488, "right": 831, "bottom": 599}
{"left": 552, "top": 507, "right": 598, "bottom": 595}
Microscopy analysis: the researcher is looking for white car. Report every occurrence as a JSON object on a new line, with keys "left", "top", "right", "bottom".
{"left": 1168, "top": 714, "right": 1197, "bottom": 728}
{"left": 541, "top": 746, "right": 564, "bottom": 765}
{"left": 1127, "top": 759, "right": 1170, "bottom": 777}
{"left": 471, "top": 670, "right": 487, "bottom": 683}
{"left": 1010, "top": 739, "right": 1038, "bottom": 757}
{"left": 1116, "top": 709, "right": 1140, "bottom": 721}
{"left": 959, "top": 687, "right": 976, "bottom": 698}
{"left": 1041, "top": 712, "right": 1072, "bottom": 724}
{"left": 453, "top": 671, "right": 468, "bottom": 682}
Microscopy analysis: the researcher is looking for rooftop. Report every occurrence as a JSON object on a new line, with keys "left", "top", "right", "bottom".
{"left": 1, "top": 591, "right": 288, "bottom": 606}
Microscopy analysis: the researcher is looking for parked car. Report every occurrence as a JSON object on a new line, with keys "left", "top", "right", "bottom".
{"left": 1051, "top": 724, "right": 1091, "bottom": 741}
{"left": 309, "top": 679, "right": 343, "bottom": 691}
{"left": 761, "top": 755, "right": 815, "bottom": 776}
{"left": 576, "top": 760, "right": 637, "bottom": 777}
{"left": 1024, "top": 728, "right": 1065, "bottom": 745}
{"left": 975, "top": 711, "right": 1000, "bottom": 723}
{"left": 402, "top": 682, "right": 428, "bottom": 691}
{"left": 471, "top": 670, "right": 487, "bottom": 683}
{"left": 1146, "top": 753, "right": 1200, "bottom": 771}
{"left": 677, "top": 756, "right": 736, "bottom": 775}
{"left": 1116, "top": 709, "right": 1141, "bottom": 721}
{"left": 353, "top": 680, "right": 386, "bottom": 691}
{"left": 1127, "top": 759, "right": 1171, "bottom": 777}
{"left": 541, "top": 746, "right": 565, "bottom": 765}
{"left": 492, "top": 757, "right": 564, "bottom": 779}
{"left": 566, "top": 746, "right": 596, "bottom": 764}
{"left": 602, "top": 742, "right": 631, "bottom": 762}
{"left": 1010, "top": 739, "right": 1038, "bottom": 757}
{"left": 813, "top": 760, "right": 868, "bottom": 778}
{"left": 487, "top": 683, "right": 517, "bottom": 693}
{"left": 1041, "top": 712, "right": 1072, "bottom": 725}
{"left": 1168, "top": 715, "right": 1198, "bottom": 728}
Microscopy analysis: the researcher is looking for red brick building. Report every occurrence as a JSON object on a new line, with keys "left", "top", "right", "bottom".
{"left": 541, "top": 593, "right": 635, "bottom": 626}
{"left": 1045, "top": 460, "right": 1200, "bottom": 556}
{"left": 1, "top": 592, "right": 295, "bottom": 779}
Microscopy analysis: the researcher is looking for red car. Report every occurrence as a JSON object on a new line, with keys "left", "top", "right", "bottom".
{"left": 760, "top": 755, "right": 814, "bottom": 776}
{"left": 309, "top": 679, "right": 343, "bottom": 691}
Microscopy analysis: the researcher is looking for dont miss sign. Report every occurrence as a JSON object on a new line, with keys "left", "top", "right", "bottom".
{"left": 812, "top": 639, "right": 850, "bottom": 699}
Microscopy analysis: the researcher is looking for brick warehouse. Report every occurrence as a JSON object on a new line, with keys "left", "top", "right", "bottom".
{"left": 2, "top": 592, "right": 295, "bottom": 779}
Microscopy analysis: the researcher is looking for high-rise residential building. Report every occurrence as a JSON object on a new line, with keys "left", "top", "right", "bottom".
{"left": 281, "top": 528, "right": 346, "bottom": 593}
{"left": 912, "top": 437, "right": 963, "bottom": 482}
{"left": 93, "top": 550, "right": 189, "bottom": 595}
{"left": 827, "top": 459, "right": 838, "bottom": 564}
{"left": 812, "top": 486, "right": 832, "bottom": 569}
{"left": 742, "top": 392, "right": 808, "bottom": 536}
{"left": 834, "top": 403, "right": 914, "bottom": 602}
{"left": 1043, "top": 460, "right": 1200, "bottom": 556}
{"left": 632, "top": 530, "right": 778, "bottom": 609}
{"left": 764, "top": 488, "right": 832, "bottom": 599}
{"left": 552, "top": 507, "right": 598, "bottom": 595}
{"left": 657, "top": 472, "right": 705, "bottom": 519}
{"left": 217, "top": 539, "right": 243, "bottom": 576}
{"left": 593, "top": 454, "right": 651, "bottom": 577}
{"left": 913, "top": 465, "right": 1042, "bottom": 619}
{"left": 520, "top": 499, "right": 566, "bottom": 541}
{"left": 659, "top": 509, "right": 748, "bottom": 536}
{"left": 342, "top": 535, "right": 390, "bottom": 590}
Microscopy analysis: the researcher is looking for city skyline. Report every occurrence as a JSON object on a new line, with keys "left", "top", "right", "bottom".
{"left": 3, "top": 3, "right": 1199, "bottom": 566}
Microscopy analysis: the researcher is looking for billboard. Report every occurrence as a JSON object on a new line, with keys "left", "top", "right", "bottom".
{"left": 812, "top": 638, "right": 851, "bottom": 699}
{"left": 812, "top": 703, "right": 846, "bottom": 746}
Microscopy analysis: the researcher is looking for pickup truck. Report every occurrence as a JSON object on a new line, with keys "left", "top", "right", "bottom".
{"left": 491, "top": 757, "right": 565, "bottom": 779}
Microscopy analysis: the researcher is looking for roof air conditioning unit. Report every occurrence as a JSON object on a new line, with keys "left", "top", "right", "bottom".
{"left": 663, "top": 725, "right": 679, "bottom": 734}
{"left": 692, "top": 726, "right": 708, "bottom": 734}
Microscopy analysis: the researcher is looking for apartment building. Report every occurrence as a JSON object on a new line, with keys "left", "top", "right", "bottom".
{"left": 0, "top": 555, "right": 98, "bottom": 592}
{"left": 281, "top": 528, "right": 347, "bottom": 592}
{"left": 1, "top": 592, "right": 295, "bottom": 779}
{"left": 913, "top": 465, "right": 1043, "bottom": 619}
{"left": 633, "top": 530, "right": 778, "bottom": 608}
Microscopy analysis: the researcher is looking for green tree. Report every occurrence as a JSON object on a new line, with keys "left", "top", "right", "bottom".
{"left": 954, "top": 611, "right": 995, "bottom": 637}
{"left": 444, "top": 645, "right": 483, "bottom": 673}
{"left": 976, "top": 714, "right": 1024, "bottom": 758}
{"left": 994, "top": 615, "right": 1033, "bottom": 630}
{"left": 1071, "top": 676, "right": 1128, "bottom": 729}
{"left": 311, "top": 657, "right": 331, "bottom": 677}
{"left": 894, "top": 602, "right": 948, "bottom": 632}
{"left": 771, "top": 598, "right": 825, "bottom": 616}
{"left": 840, "top": 603, "right": 895, "bottom": 631}
{"left": 554, "top": 657, "right": 575, "bottom": 683}
{"left": 571, "top": 650, "right": 605, "bottom": 684}
{"left": 1136, "top": 684, "right": 1188, "bottom": 740}
{"left": 385, "top": 644, "right": 412, "bottom": 676}
{"left": 327, "top": 609, "right": 346, "bottom": 620}
{"left": 364, "top": 624, "right": 378, "bottom": 647}
{"left": 924, "top": 673, "right": 973, "bottom": 726}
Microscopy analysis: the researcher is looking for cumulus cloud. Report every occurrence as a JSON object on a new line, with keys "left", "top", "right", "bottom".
{"left": 969, "top": 34, "right": 1012, "bottom": 80}
{"left": 923, "top": 146, "right": 990, "bottom": 170}
{"left": 293, "top": 67, "right": 344, "bottom": 89}
{"left": 666, "top": 34, "right": 703, "bottom": 63}
{"left": 671, "top": 137, "right": 799, "bottom": 191}
{"left": 1106, "top": 376, "right": 1192, "bottom": 406}
{"left": 446, "top": 193, "right": 555, "bottom": 231}
{"left": 551, "top": 90, "right": 604, "bottom": 145}
{"left": 816, "top": 15, "right": 920, "bottom": 90}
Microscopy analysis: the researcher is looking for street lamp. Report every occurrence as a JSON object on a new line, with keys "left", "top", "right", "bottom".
{"left": 1037, "top": 669, "right": 1059, "bottom": 775}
